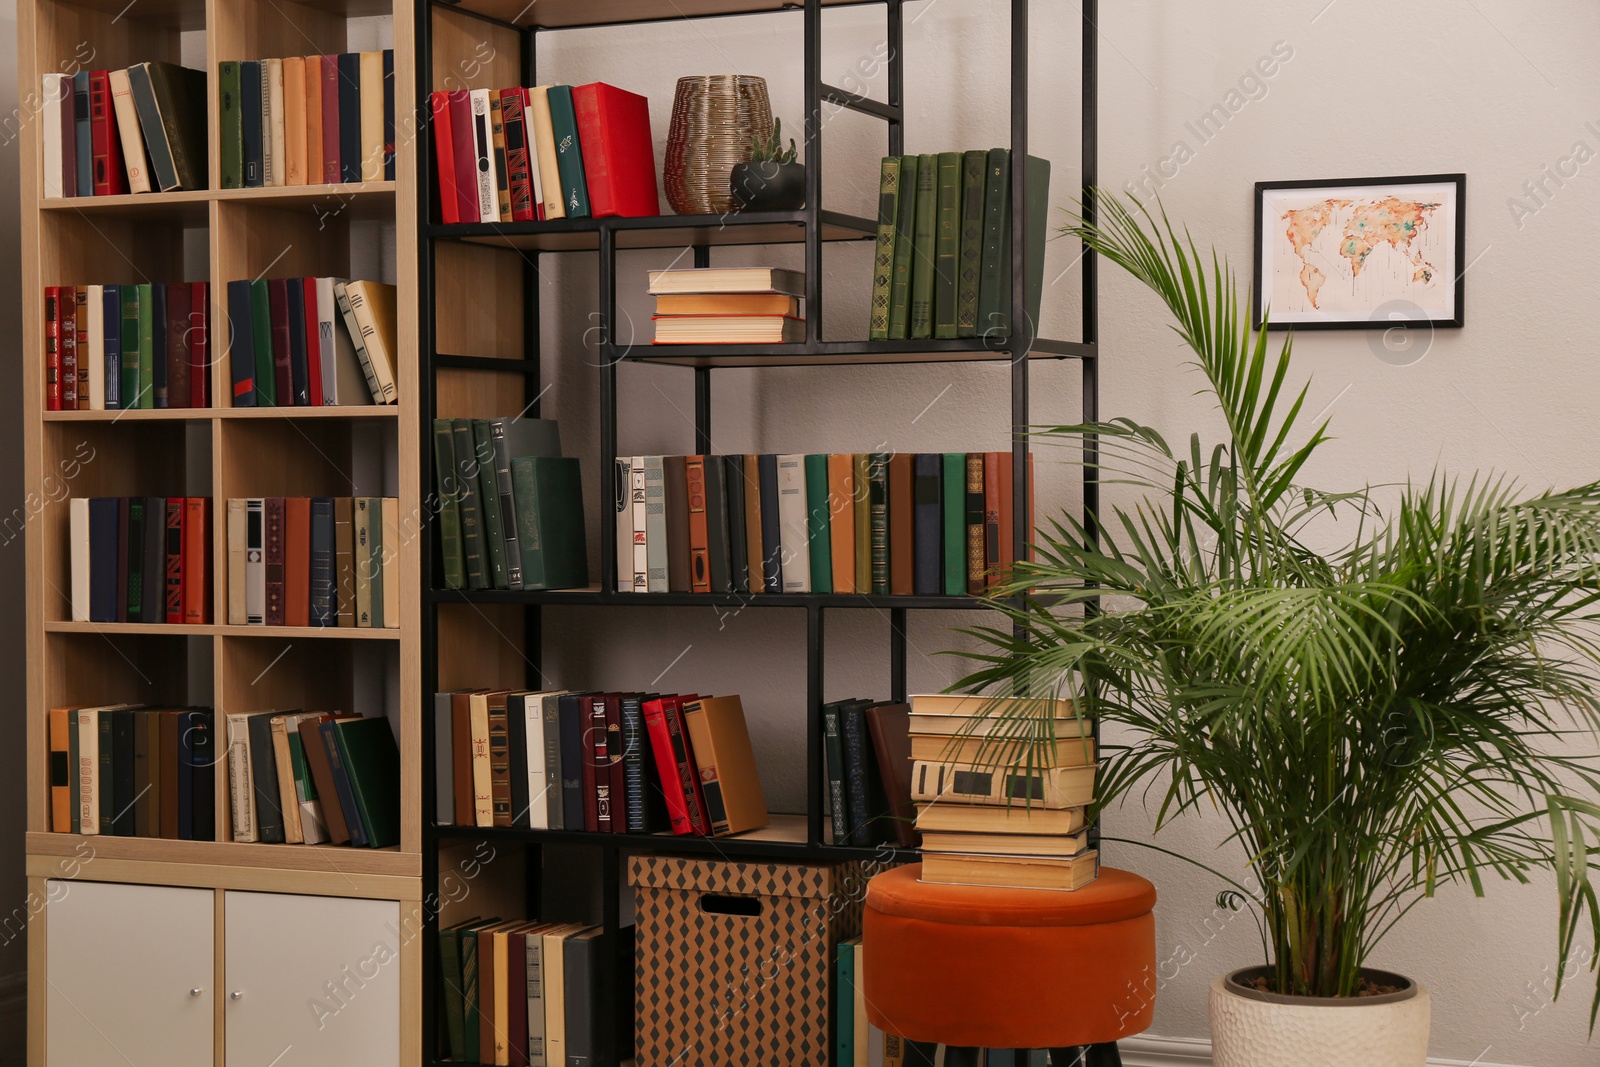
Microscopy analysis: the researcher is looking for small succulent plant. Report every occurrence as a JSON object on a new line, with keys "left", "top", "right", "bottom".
{"left": 750, "top": 117, "right": 798, "bottom": 165}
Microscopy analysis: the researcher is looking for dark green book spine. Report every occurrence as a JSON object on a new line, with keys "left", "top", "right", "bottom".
{"left": 136, "top": 284, "right": 154, "bottom": 409}
{"left": 546, "top": 85, "right": 590, "bottom": 219}
{"left": 440, "top": 928, "right": 467, "bottom": 1062}
{"left": 1023, "top": 154, "right": 1053, "bottom": 337}
{"left": 868, "top": 156, "right": 900, "bottom": 340}
{"left": 804, "top": 453, "right": 832, "bottom": 594}
{"left": 942, "top": 453, "right": 966, "bottom": 595}
{"left": 909, "top": 153, "right": 937, "bottom": 339}
{"left": 126, "top": 498, "right": 146, "bottom": 617}
{"left": 822, "top": 701, "right": 850, "bottom": 843}
{"left": 460, "top": 925, "right": 480, "bottom": 1056}
{"left": 888, "top": 155, "right": 918, "bottom": 339}
{"left": 978, "top": 148, "right": 1011, "bottom": 335}
{"left": 868, "top": 453, "right": 890, "bottom": 594}
{"left": 958, "top": 150, "right": 987, "bottom": 338}
{"left": 431, "top": 419, "right": 465, "bottom": 589}
{"left": 452, "top": 420, "right": 488, "bottom": 590}
{"left": 67, "top": 710, "right": 79, "bottom": 834}
{"left": 934, "top": 151, "right": 961, "bottom": 339}
{"left": 513, "top": 456, "right": 588, "bottom": 591}
{"left": 249, "top": 279, "right": 275, "bottom": 406}
{"left": 470, "top": 420, "right": 508, "bottom": 588}
{"left": 119, "top": 286, "right": 140, "bottom": 409}
{"left": 98, "top": 712, "right": 114, "bottom": 834}
{"left": 219, "top": 62, "right": 242, "bottom": 189}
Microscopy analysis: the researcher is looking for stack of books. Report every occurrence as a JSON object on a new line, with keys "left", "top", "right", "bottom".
{"left": 436, "top": 918, "right": 627, "bottom": 1066}
{"left": 68, "top": 497, "right": 211, "bottom": 625}
{"left": 433, "top": 689, "right": 768, "bottom": 838}
{"left": 44, "top": 282, "right": 211, "bottom": 411}
{"left": 225, "top": 710, "right": 399, "bottom": 848}
{"left": 649, "top": 267, "right": 805, "bottom": 344}
{"left": 217, "top": 53, "right": 396, "bottom": 188}
{"left": 431, "top": 418, "right": 587, "bottom": 592}
{"left": 820, "top": 699, "right": 917, "bottom": 847}
{"left": 909, "top": 694, "right": 1099, "bottom": 891}
{"left": 41, "top": 63, "right": 207, "bottom": 196}
{"left": 430, "top": 81, "right": 658, "bottom": 224}
{"left": 224, "top": 497, "right": 399, "bottom": 629}
{"left": 613, "top": 452, "right": 1032, "bottom": 597}
{"left": 867, "top": 148, "right": 1049, "bottom": 341}
{"left": 47, "top": 705, "right": 214, "bottom": 839}
{"left": 225, "top": 277, "right": 397, "bottom": 407}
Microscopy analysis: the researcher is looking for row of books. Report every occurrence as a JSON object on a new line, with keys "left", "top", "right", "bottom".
{"left": 225, "top": 710, "right": 400, "bottom": 848}
{"left": 867, "top": 149, "right": 1048, "bottom": 341}
{"left": 42, "top": 63, "right": 205, "bottom": 196}
{"left": 47, "top": 705, "right": 214, "bottom": 839}
{"left": 224, "top": 497, "right": 400, "bottom": 629}
{"left": 430, "top": 81, "right": 658, "bottom": 225}
{"left": 68, "top": 497, "right": 211, "bottom": 625}
{"left": 225, "top": 277, "right": 398, "bottom": 407}
{"left": 612, "top": 452, "right": 1031, "bottom": 598}
{"left": 820, "top": 699, "right": 916, "bottom": 848}
{"left": 44, "top": 282, "right": 210, "bottom": 411}
{"left": 433, "top": 689, "right": 768, "bottom": 838}
{"left": 909, "top": 694, "right": 1098, "bottom": 892}
{"left": 218, "top": 53, "right": 395, "bottom": 188}
{"left": 431, "top": 418, "right": 588, "bottom": 591}
{"left": 436, "top": 918, "right": 626, "bottom": 1067}
{"left": 646, "top": 267, "right": 806, "bottom": 345}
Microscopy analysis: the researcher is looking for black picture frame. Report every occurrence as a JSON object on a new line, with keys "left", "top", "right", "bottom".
{"left": 1252, "top": 173, "right": 1465, "bottom": 330}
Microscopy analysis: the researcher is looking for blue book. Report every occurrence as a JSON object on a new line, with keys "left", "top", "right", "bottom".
{"left": 337, "top": 54, "right": 361, "bottom": 183}
{"left": 149, "top": 283, "right": 167, "bottom": 408}
{"left": 241, "top": 61, "right": 262, "bottom": 187}
{"left": 87, "top": 497, "right": 118, "bottom": 623}
{"left": 382, "top": 50, "right": 395, "bottom": 181}
{"left": 226, "top": 280, "right": 255, "bottom": 406}
{"left": 101, "top": 285, "right": 120, "bottom": 409}
{"left": 836, "top": 940, "right": 855, "bottom": 1067}
{"left": 757, "top": 454, "right": 781, "bottom": 593}
{"left": 310, "top": 498, "right": 335, "bottom": 625}
{"left": 286, "top": 278, "right": 309, "bottom": 405}
{"left": 72, "top": 72, "right": 91, "bottom": 196}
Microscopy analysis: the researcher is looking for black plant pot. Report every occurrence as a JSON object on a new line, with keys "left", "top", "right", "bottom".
{"left": 729, "top": 161, "right": 806, "bottom": 212}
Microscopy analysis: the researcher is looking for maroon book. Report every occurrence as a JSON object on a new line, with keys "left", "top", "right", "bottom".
{"left": 89, "top": 71, "right": 128, "bottom": 195}
{"left": 183, "top": 497, "right": 210, "bottom": 625}
{"left": 446, "top": 90, "right": 478, "bottom": 225}
{"left": 321, "top": 56, "right": 340, "bottom": 184}
{"left": 165, "top": 282, "right": 191, "bottom": 410}
{"left": 264, "top": 496, "right": 285, "bottom": 626}
{"left": 506, "top": 927, "right": 531, "bottom": 1066}
{"left": 267, "top": 278, "right": 293, "bottom": 405}
{"left": 58, "top": 286, "right": 77, "bottom": 411}
{"left": 579, "top": 694, "right": 601, "bottom": 832}
{"left": 500, "top": 88, "right": 535, "bottom": 223}
{"left": 864, "top": 701, "right": 920, "bottom": 848}
{"left": 664, "top": 695, "right": 710, "bottom": 835}
{"left": 188, "top": 281, "right": 208, "bottom": 407}
{"left": 302, "top": 277, "right": 323, "bottom": 406}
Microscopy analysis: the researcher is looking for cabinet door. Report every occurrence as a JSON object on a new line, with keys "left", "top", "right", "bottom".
{"left": 46, "top": 881, "right": 214, "bottom": 1067}
{"left": 224, "top": 891, "right": 401, "bottom": 1067}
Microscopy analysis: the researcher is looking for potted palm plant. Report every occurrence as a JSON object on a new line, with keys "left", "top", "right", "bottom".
{"left": 952, "top": 192, "right": 1600, "bottom": 1064}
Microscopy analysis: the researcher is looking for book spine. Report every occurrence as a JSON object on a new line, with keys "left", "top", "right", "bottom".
{"left": 965, "top": 453, "right": 986, "bottom": 595}
{"left": 840, "top": 706, "right": 874, "bottom": 846}
{"left": 322, "top": 56, "right": 341, "bottom": 184}
{"left": 471, "top": 421, "right": 509, "bottom": 588}
{"left": 469, "top": 89, "right": 496, "bottom": 222}
{"left": 310, "top": 497, "right": 335, "bottom": 625}
{"left": 642, "top": 700, "right": 690, "bottom": 835}
{"left": 58, "top": 287, "right": 76, "bottom": 412}
{"left": 306, "top": 57, "right": 324, "bottom": 186}
{"left": 320, "top": 720, "right": 367, "bottom": 845}
{"left": 983, "top": 452, "right": 1002, "bottom": 591}
{"left": 359, "top": 52, "right": 384, "bottom": 183}
{"left": 300, "top": 277, "right": 322, "bottom": 406}
{"left": 685, "top": 456, "right": 710, "bottom": 593}
{"left": 75, "top": 710, "right": 97, "bottom": 835}
{"left": 488, "top": 694, "right": 512, "bottom": 827}
{"left": 869, "top": 156, "right": 900, "bottom": 339}
{"left": 241, "top": 61, "right": 262, "bottom": 187}
{"left": 502, "top": 88, "right": 535, "bottom": 222}
{"left": 226, "top": 715, "right": 255, "bottom": 841}
{"left": 757, "top": 454, "right": 781, "bottom": 594}
{"left": 452, "top": 420, "right": 487, "bottom": 589}
{"left": 218, "top": 61, "right": 242, "bottom": 187}
{"left": 544, "top": 696, "right": 564, "bottom": 831}
{"left": 869, "top": 453, "right": 890, "bottom": 594}
{"left": 958, "top": 150, "right": 987, "bottom": 337}
{"left": 910, "top": 153, "right": 938, "bottom": 339}
{"left": 979, "top": 148, "right": 1012, "bottom": 335}
{"left": 285, "top": 279, "right": 309, "bottom": 404}
{"left": 264, "top": 496, "right": 285, "bottom": 625}
{"left": 225, "top": 280, "right": 254, "bottom": 406}
{"left": 342, "top": 281, "right": 398, "bottom": 402}
{"left": 126, "top": 498, "right": 145, "bottom": 620}
{"left": 913, "top": 454, "right": 943, "bottom": 596}
{"left": 887, "top": 156, "right": 918, "bottom": 339}
{"left": 942, "top": 454, "right": 966, "bottom": 595}
{"left": 663, "top": 701, "right": 708, "bottom": 834}
{"left": 630, "top": 457, "right": 648, "bottom": 592}
{"left": 337, "top": 54, "right": 361, "bottom": 183}
{"left": 126, "top": 64, "right": 178, "bottom": 192}
{"left": 934, "top": 151, "right": 961, "bottom": 339}
{"left": 147, "top": 284, "right": 166, "bottom": 409}
{"left": 383, "top": 50, "right": 395, "bottom": 181}
{"left": 43, "top": 288, "right": 60, "bottom": 411}
{"left": 703, "top": 456, "right": 731, "bottom": 594}
{"left": 489, "top": 90, "right": 511, "bottom": 220}
{"left": 546, "top": 86, "right": 589, "bottom": 219}
{"left": 591, "top": 696, "right": 611, "bottom": 832}
{"left": 804, "top": 454, "right": 832, "bottom": 595}
{"left": 102, "top": 285, "right": 120, "bottom": 409}
{"left": 822, "top": 704, "right": 850, "bottom": 844}
{"left": 621, "top": 697, "right": 647, "bottom": 833}
{"left": 724, "top": 455, "right": 749, "bottom": 595}
{"left": 190, "top": 281, "right": 208, "bottom": 407}
{"left": 267, "top": 278, "right": 292, "bottom": 404}
{"left": 432, "top": 419, "right": 466, "bottom": 589}
{"left": 354, "top": 497, "right": 375, "bottom": 627}
{"left": 107, "top": 69, "right": 150, "bottom": 193}
{"left": 164, "top": 282, "right": 190, "bottom": 410}
{"left": 73, "top": 72, "right": 90, "bottom": 198}
{"left": 530, "top": 86, "right": 564, "bottom": 219}
{"left": 613, "top": 457, "right": 632, "bottom": 593}
{"left": 89, "top": 71, "right": 126, "bottom": 195}
{"left": 97, "top": 712, "right": 114, "bottom": 834}
{"left": 164, "top": 498, "right": 184, "bottom": 623}
{"left": 643, "top": 456, "right": 668, "bottom": 593}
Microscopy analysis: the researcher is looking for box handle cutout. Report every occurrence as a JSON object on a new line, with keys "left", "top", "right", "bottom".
{"left": 699, "top": 893, "right": 763, "bottom": 917}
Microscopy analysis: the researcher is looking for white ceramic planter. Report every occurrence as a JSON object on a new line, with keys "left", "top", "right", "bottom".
{"left": 1209, "top": 968, "right": 1431, "bottom": 1067}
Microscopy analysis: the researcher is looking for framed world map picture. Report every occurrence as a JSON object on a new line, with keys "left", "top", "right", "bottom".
{"left": 1252, "top": 173, "right": 1465, "bottom": 330}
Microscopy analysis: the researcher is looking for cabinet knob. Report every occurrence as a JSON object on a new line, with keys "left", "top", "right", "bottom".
{"left": 230, "top": 990, "right": 244, "bottom": 1001}
{"left": 189, "top": 988, "right": 203, "bottom": 998}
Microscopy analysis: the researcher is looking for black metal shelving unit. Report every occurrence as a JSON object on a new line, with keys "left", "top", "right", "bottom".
{"left": 416, "top": 1, "right": 1098, "bottom": 1063}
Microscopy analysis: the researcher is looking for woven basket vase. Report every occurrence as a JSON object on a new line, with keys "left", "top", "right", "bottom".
{"left": 664, "top": 75, "right": 773, "bottom": 215}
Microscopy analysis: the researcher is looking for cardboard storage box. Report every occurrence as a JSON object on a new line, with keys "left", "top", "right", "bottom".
{"left": 632, "top": 854, "right": 871, "bottom": 1067}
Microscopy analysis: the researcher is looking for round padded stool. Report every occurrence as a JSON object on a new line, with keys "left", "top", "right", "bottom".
{"left": 862, "top": 864, "right": 1157, "bottom": 1063}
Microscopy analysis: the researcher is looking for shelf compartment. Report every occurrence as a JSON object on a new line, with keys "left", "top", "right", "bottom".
{"left": 617, "top": 336, "right": 1099, "bottom": 368}
{"left": 436, "top": 603, "right": 532, "bottom": 691}
{"left": 26, "top": 832, "right": 420, "bottom": 880}
{"left": 215, "top": 417, "right": 397, "bottom": 500}
{"left": 42, "top": 629, "right": 210, "bottom": 709}
{"left": 430, "top": 586, "right": 997, "bottom": 611}
{"left": 435, "top": 0, "right": 873, "bottom": 31}
{"left": 428, "top": 209, "right": 876, "bottom": 252}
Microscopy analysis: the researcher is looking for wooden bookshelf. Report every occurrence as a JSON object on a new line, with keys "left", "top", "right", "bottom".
{"left": 19, "top": 0, "right": 421, "bottom": 1063}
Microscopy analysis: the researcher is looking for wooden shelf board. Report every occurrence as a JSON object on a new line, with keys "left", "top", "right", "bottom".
{"left": 432, "top": 586, "right": 996, "bottom": 610}
{"left": 44, "top": 621, "right": 217, "bottom": 637}
{"left": 213, "top": 405, "right": 401, "bottom": 420}
{"left": 28, "top": 834, "right": 421, "bottom": 893}
{"left": 43, "top": 408, "right": 215, "bottom": 422}
{"left": 618, "top": 337, "right": 1098, "bottom": 368}
{"left": 445, "top": 0, "right": 871, "bottom": 30}
{"left": 215, "top": 182, "right": 398, "bottom": 220}
{"left": 45, "top": 622, "right": 401, "bottom": 640}
{"left": 431, "top": 209, "right": 875, "bottom": 252}
{"left": 38, "top": 190, "right": 209, "bottom": 224}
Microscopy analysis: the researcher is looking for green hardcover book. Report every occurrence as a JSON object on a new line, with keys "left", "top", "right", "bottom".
{"left": 836, "top": 938, "right": 856, "bottom": 1067}
{"left": 957, "top": 150, "right": 987, "bottom": 338}
{"left": 888, "top": 155, "right": 918, "bottom": 339}
{"left": 1021, "top": 153, "right": 1053, "bottom": 340}
{"left": 366, "top": 497, "right": 384, "bottom": 631}
{"left": 868, "top": 156, "right": 901, "bottom": 340}
{"left": 460, "top": 920, "right": 482, "bottom": 1057}
{"left": 804, "top": 453, "right": 832, "bottom": 594}
{"left": 451, "top": 420, "right": 488, "bottom": 590}
{"left": 471, "top": 420, "right": 509, "bottom": 589}
{"left": 431, "top": 419, "right": 466, "bottom": 590}
{"left": 136, "top": 283, "right": 155, "bottom": 408}
{"left": 218, "top": 61, "right": 242, "bottom": 189}
{"left": 119, "top": 286, "right": 141, "bottom": 409}
{"left": 546, "top": 85, "right": 590, "bottom": 219}
{"left": 978, "top": 148, "right": 1011, "bottom": 336}
{"left": 512, "top": 455, "right": 589, "bottom": 591}
{"left": 933, "top": 151, "right": 961, "bottom": 339}
{"left": 248, "top": 279, "right": 275, "bottom": 406}
{"left": 97, "top": 711, "right": 113, "bottom": 835}
{"left": 868, "top": 453, "right": 890, "bottom": 594}
{"left": 852, "top": 454, "right": 871, "bottom": 593}
{"left": 942, "top": 453, "right": 967, "bottom": 595}
{"left": 909, "top": 153, "right": 938, "bottom": 339}
{"left": 439, "top": 921, "right": 472, "bottom": 1062}
{"left": 327, "top": 716, "right": 400, "bottom": 848}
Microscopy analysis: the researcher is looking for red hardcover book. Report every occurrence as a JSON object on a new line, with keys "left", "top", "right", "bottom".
{"left": 164, "top": 498, "right": 184, "bottom": 623}
{"left": 284, "top": 496, "right": 311, "bottom": 627}
{"left": 58, "top": 286, "right": 77, "bottom": 411}
{"left": 321, "top": 56, "right": 341, "bottom": 185}
{"left": 188, "top": 281, "right": 208, "bottom": 408}
{"left": 580, "top": 694, "right": 602, "bottom": 832}
{"left": 983, "top": 451, "right": 1003, "bottom": 591}
{"left": 74, "top": 286, "right": 89, "bottom": 408}
{"left": 685, "top": 456, "right": 711, "bottom": 593}
{"left": 997, "top": 450, "right": 1015, "bottom": 586}
{"left": 605, "top": 694, "right": 627, "bottom": 834}
{"left": 445, "top": 90, "right": 478, "bottom": 226}
{"left": 500, "top": 88, "right": 535, "bottom": 222}
{"left": 264, "top": 496, "right": 286, "bottom": 626}
{"left": 183, "top": 497, "right": 210, "bottom": 624}
{"left": 663, "top": 695, "right": 710, "bottom": 834}
{"left": 266, "top": 278, "right": 293, "bottom": 405}
{"left": 165, "top": 282, "right": 191, "bottom": 410}
{"left": 301, "top": 277, "right": 324, "bottom": 406}
{"left": 43, "top": 287, "right": 60, "bottom": 411}
{"left": 571, "top": 82, "right": 660, "bottom": 218}
{"left": 642, "top": 697, "right": 692, "bottom": 834}
{"left": 429, "top": 91, "right": 459, "bottom": 225}
{"left": 89, "top": 71, "right": 128, "bottom": 195}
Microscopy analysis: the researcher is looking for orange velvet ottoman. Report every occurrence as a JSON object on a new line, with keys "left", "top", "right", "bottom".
{"left": 862, "top": 864, "right": 1157, "bottom": 1051}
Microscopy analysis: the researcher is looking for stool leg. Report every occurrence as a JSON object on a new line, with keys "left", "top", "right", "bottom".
{"left": 943, "top": 1047, "right": 984, "bottom": 1067}
{"left": 904, "top": 1040, "right": 939, "bottom": 1066}
{"left": 1048, "top": 1046, "right": 1122, "bottom": 1067}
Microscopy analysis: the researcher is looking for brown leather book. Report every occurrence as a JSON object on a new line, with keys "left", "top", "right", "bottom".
{"left": 334, "top": 497, "right": 356, "bottom": 627}
{"left": 686, "top": 457, "right": 711, "bottom": 593}
{"left": 159, "top": 709, "right": 182, "bottom": 839}
{"left": 135, "top": 710, "right": 159, "bottom": 837}
{"left": 827, "top": 454, "right": 856, "bottom": 594}
{"left": 478, "top": 919, "right": 519, "bottom": 1065}
{"left": 297, "top": 714, "right": 349, "bottom": 844}
{"left": 680, "top": 695, "right": 769, "bottom": 836}
{"left": 488, "top": 689, "right": 513, "bottom": 827}
{"left": 864, "top": 702, "right": 919, "bottom": 848}
{"left": 664, "top": 455, "right": 690, "bottom": 593}
{"left": 983, "top": 452, "right": 1003, "bottom": 591}
{"left": 450, "top": 690, "right": 480, "bottom": 825}
{"left": 283, "top": 56, "right": 306, "bottom": 185}
{"left": 888, "top": 453, "right": 914, "bottom": 596}
{"left": 305, "top": 56, "right": 323, "bottom": 186}
{"left": 285, "top": 497, "right": 311, "bottom": 627}
{"left": 164, "top": 283, "right": 191, "bottom": 410}
{"left": 742, "top": 454, "right": 764, "bottom": 590}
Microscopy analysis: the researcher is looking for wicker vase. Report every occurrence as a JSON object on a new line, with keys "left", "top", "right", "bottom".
{"left": 664, "top": 75, "right": 773, "bottom": 215}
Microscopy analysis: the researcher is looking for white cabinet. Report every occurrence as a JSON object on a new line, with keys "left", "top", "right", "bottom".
{"left": 224, "top": 892, "right": 401, "bottom": 1067}
{"left": 46, "top": 881, "right": 214, "bottom": 1067}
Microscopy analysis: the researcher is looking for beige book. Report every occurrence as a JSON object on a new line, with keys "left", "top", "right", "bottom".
{"left": 909, "top": 760, "right": 1095, "bottom": 809}
{"left": 360, "top": 51, "right": 384, "bottom": 182}
{"left": 107, "top": 69, "right": 151, "bottom": 193}
{"left": 282, "top": 56, "right": 306, "bottom": 185}
{"left": 342, "top": 280, "right": 399, "bottom": 403}
{"left": 269, "top": 713, "right": 305, "bottom": 843}
{"left": 909, "top": 734, "right": 1095, "bottom": 767}
{"left": 915, "top": 801, "right": 1087, "bottom": 836}
{"left": 919, "top": 829, "right": 1091, "bottom": 856}
{"left": 226, "top": 498, "right": 247, "bottom": 625}
{"left": 265, "top": 59, "right": 285, "bottom": 187}
{"left": 381, "top": 497, "right": 400, "bottom": 628}
{"left": 225, "top": 712, "right": 258, "bottom": 842}
{"left": 528, "top": 86, "right": 565, "bottom": 219}
{"left": 353, "top": 497, "right": 374, "bottom": 626}
{"left": 921, "top": 849, "right": 1100, "bottom": 891}
{"left": 469, "top": 691, "right": 494, "bottom": 826}
{"left": 542, "top": 924, "right": 588, "bottom": 1065}
{"left": 492, "top": 927, "right": 511, "bottom": 1066}
{"left": 908, "top": 713, "right": 1092, "bottom": 740}
{"left": 851, "top": 937, "right": 867, "bottom": 1062}
{"left": 910, "top": 693, "right": 1079, "bottom": 719}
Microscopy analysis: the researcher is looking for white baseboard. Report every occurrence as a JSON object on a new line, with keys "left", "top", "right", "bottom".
{"left": 1117, "top": 1033, "right": 1524, "bottom": 1067}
